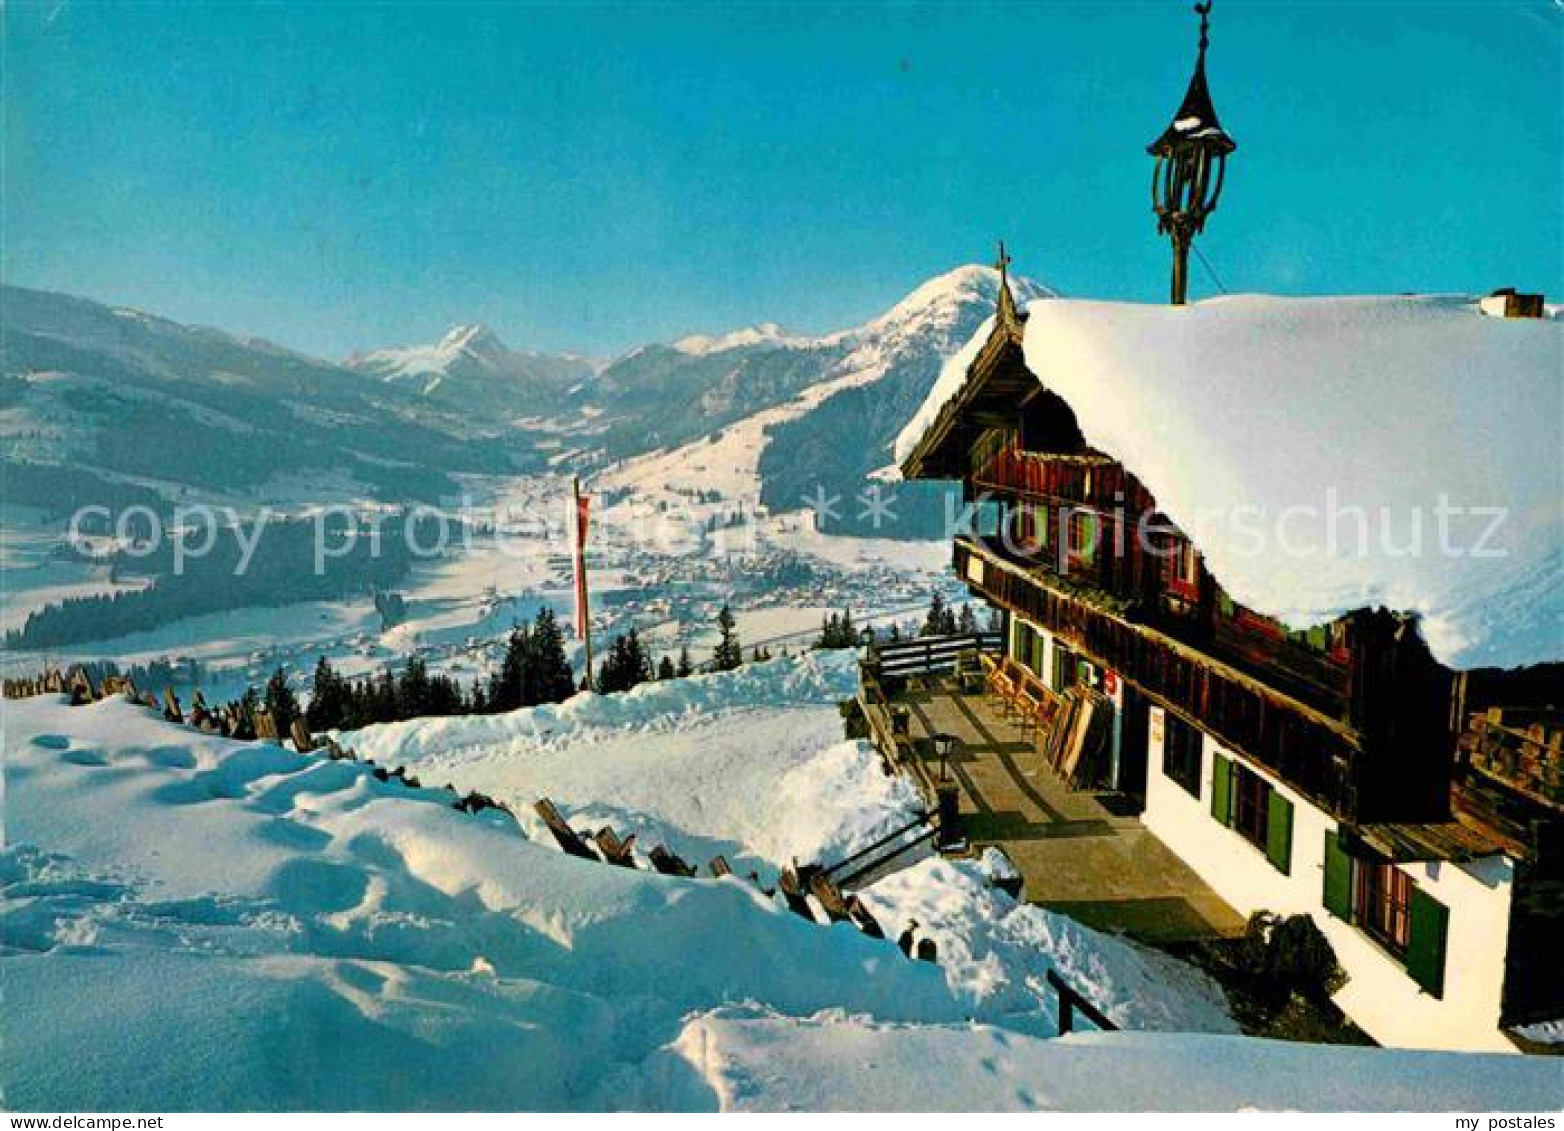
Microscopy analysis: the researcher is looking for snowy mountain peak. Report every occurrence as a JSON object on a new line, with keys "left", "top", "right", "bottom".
{"left": 869, "top": 264, "right": 1055, "bottom": 335}
{"left": 344, "top": 321, "right": 599, "bottom": 411}
{"left": 438, "top": 322, "right": 505, "bottom": 354}
{"left": 672, "top": 321, "right": 801, "bottom": 356}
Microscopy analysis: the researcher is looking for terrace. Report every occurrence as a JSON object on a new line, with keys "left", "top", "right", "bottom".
{"left": 859, "top": 635, "right": 1246, "bottom": 946}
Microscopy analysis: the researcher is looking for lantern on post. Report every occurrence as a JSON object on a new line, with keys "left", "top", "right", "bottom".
{"left": 932, "top": 732, "right": 958, "bottom": 783}
{"left": 1149, "top": 2, "right": 1236, "bottom": 306}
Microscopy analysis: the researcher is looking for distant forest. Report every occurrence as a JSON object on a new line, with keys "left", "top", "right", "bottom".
{"left": 6, "top": 514, "right": 446, "bottom": 650}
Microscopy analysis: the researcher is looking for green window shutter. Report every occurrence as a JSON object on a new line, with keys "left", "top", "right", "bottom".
{"left": 1406, "top": 887, "right": 1450, "bottom": 999}
{"left": 1265, "top": 792, "right": 1294, "bottom": 874}
{"left": 1322, "top": 831, "right": 1353, "bottom": 920}
{"left": 1210, "top": 752, "right": 1232, "bottom": 825}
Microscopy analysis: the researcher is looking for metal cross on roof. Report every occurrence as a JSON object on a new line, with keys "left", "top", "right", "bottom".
{"left": 994, "top": 240, "right": 1020, "bottom": 330}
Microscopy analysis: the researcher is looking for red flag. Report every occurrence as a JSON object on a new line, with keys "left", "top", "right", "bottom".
{"left": 572, "top": 479, "right": 591, "bottom": 643}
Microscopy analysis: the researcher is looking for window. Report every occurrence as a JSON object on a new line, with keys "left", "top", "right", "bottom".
{"left": 1323, "top": 833, "right": 1449, "bottom": 997}
{"left": 1161, "top": 713, "right": 1202, "bottom": 798}
{"left": 1163, "top": 538, "right": 1199, "bottom": 599}
{"left": 1051, "top": 643, "right": 1076, "bottom": 692}
{"left": 1356, "top": 861, "right": 1413, "bottom": 956}
{"left": 1211, "top": 753, "right": 1294, "bottom": 874}
{"left": 1067, "top": 510, "right": 1099, "bottom": 569}
{"left": 1231, "top": 763, "right": 1271, "bottom": 850}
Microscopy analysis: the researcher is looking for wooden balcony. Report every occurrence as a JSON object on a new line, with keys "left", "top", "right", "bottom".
{"left": 972, "top": 444, "right": 1158, "bottom": 514}
{"left": 1460, "top": 709, "right": 1564, "bottom": 812}
{"left": 956, "top": 534, "right": 1368, "bottom": 821}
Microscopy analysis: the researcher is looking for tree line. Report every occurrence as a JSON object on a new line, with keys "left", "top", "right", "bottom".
{"left": 206, "top": 593, "right": 992, "bottom": 737}
{"left": 288, "top": 602, "right": 751, "bottom": 733}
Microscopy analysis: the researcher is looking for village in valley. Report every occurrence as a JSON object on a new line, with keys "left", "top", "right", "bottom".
{"left": 2, "top": 0, "right": 1561, "bottom": 1117}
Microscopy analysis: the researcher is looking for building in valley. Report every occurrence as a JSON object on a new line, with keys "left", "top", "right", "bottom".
{"left": 888, "top": 6, "right": 1562, "bottom": 1053}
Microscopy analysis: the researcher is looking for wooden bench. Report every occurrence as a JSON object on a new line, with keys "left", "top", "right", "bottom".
{"left": 708, "top": 855, "right": 733, "bottom": 879}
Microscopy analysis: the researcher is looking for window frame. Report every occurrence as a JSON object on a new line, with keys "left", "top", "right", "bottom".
{"left": 1230, "top": 763, "right": 1272, "bottom": 851}
{"left": 1066, "top": 510, "right": 1099, "bottom": 571}
{"left": 1161, "top": 712, "right": 1203, "bottom": 799}
{"left": 1355, "top": 860, "right": 1414, "bottom": 957}
{"left": 1162, "top": 537, "right": 1200, "bottom": 600}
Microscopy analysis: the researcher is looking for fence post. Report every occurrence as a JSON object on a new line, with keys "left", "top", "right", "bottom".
{"left": 936, "top": 783, "right": 962, "bottom": 850}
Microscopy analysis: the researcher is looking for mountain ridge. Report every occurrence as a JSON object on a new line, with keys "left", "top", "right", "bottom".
{"left": 1, "top": 265, "right": 1051, "bottom": 531}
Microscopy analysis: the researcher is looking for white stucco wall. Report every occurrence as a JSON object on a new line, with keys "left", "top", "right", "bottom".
{"left": 1142, "top": 706, "right": 1516, "bottom": 1053}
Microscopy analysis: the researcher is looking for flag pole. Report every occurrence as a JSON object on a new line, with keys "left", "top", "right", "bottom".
{"left": 572, "top": 475, "right": 594, "bottom": 690}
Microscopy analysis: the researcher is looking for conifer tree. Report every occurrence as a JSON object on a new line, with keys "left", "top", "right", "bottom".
{"left": 711, "top": 604, "right": 743, "bottom": 671}
{"left": 399, "top": 655, "right": 432, "bottom": 718}
{"left": 235, "top": 686, "right": 261, "bottom": 740}
{"left": 657, "top": 655, "right": 676, "bottom": 680}
{"left": 676, "top": 645, "right": 694, "bottom": 678}
{"left": 956, "top": 603, "right": 978, "bottom": 635}
{"left": 306, "top": 656, "right": 348, "bottom": 731}
{"left": 528, "top": 607, "right": 575, "bottom": 704}
{"left": 263, "top": 667, "right": 299, "bottom": 738}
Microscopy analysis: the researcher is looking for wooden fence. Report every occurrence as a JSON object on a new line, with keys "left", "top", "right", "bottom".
{"left": 869, "top": 632, "right": 1002, "bottom": 680}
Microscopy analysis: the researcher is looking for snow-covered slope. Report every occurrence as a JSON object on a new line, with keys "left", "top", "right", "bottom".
{"left": 336, "top": 652, "right": 920, "bottom": 874}
{"left": 8, "top": 688, "right": 1557, "bottom": 1110}
{"left": 601, "top": 265, "right": 1053, "bottom": 537}
{"left": 672, "top": 322, "right": 807, "bottom": 356}
{"left": 2, "top": 690, "right": 962, "bottom": 1110}
{"left": 333, "top": 652, "right": 1236, "bottom": 1038}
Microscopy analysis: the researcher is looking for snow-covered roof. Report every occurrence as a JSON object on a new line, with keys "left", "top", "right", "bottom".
{"left": 901, "top": 294, "right": 1563, "bottom": 670}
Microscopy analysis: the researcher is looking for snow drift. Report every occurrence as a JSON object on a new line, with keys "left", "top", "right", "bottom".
{"left": 5, "top": 689, "right": 1558, "bottom": 1110}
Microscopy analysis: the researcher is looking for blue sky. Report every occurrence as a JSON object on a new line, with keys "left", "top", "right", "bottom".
{"left": 6, "top": 1, "right": 1560, "bottom": 358}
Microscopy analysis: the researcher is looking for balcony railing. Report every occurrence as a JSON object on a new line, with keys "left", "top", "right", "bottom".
{"left": 956, "top": 535, "right": 1365, "bottom": 820}
{"left": 972, "top": 443, "right": 1158, "bottom": 514}
{"left": 1460, "top": 709, "right": 1564, "bottom": 811}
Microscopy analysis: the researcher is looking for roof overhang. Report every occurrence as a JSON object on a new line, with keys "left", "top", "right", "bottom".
{"left": 899, "top": 318, "right": 1040, "bottom": 481}
{"left": 1343, "top": 821, "right": 1502, "bottom": 865}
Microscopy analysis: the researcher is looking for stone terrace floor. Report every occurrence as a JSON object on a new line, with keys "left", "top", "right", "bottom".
{"left": 897, "top": 676, "right": 1247, "bottom": 946}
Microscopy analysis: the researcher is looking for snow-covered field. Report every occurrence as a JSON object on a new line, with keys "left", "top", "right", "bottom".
{"left": 667, "top": 1012, "right": 1562, "bottom": 1112}
{"left": 337, "top": 652, "right": 1234, "bottom": 1038}
{"left": 6, "top": 680, "right": 1558, "bottom": 1111}
{"left": 337, "top": 651, "right": 916, "bottom": 875}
